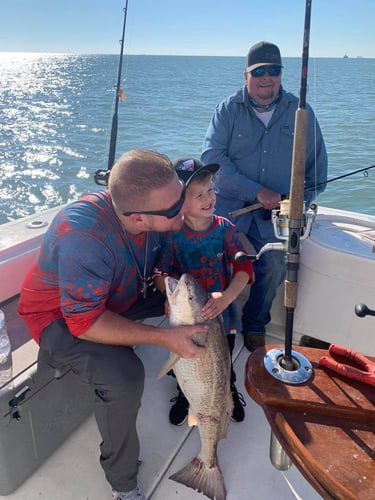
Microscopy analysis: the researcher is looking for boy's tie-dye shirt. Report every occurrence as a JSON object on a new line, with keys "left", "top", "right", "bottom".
{"left": 154, "top": 215, "right": 253, "bottom": 335}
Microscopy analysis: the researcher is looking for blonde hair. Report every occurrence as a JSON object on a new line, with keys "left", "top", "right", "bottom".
{"left": 109, "top": 149, "right": 175, "bottom": 212}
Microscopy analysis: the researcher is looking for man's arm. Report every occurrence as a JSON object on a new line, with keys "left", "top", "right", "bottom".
{"left": 79, "top": 309, "right": 207, "bottom": 359}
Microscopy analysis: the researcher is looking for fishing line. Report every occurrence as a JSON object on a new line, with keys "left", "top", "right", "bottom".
{"left": 305, "top": 164, "right": 375, "bottom": 192}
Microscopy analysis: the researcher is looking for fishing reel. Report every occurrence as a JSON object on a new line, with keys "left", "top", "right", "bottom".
{"left": 271, "top": 199, "right": 317, "bottom": 241}
{"left": 235, "top": 200, "right": 318, "bottom": 263}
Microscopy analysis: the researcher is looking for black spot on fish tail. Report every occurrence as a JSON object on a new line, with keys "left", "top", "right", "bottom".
{"left": 169, "top": 455, "right": 226, "bottom": 500}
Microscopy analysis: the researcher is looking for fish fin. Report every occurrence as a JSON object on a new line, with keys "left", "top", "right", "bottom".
{"left": 187, "top": 410, "right": 198, "bottom": 427}
{"left": 170, "top": 455, "right": 226, "bottom": 500}
{"left": 192, "top": 329, "right": 209, "bottom": 347}
{"left": 157, "top": 353, "right": 180, "bottom": 379}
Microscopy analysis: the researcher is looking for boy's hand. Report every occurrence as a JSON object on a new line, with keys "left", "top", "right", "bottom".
{"left": 201, "top": 292, "right": 230, "bottom": 320}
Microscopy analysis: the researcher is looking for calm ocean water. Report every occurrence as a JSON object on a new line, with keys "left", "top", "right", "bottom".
{"left": 0, "top": 53, "right": 374, "bottom": 225}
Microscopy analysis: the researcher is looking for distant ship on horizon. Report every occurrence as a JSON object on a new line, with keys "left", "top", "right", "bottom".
{"left": 343, "top": 54, "right": 349, "bottom": 58}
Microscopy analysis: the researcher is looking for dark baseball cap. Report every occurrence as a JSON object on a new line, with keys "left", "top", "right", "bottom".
{"left": 173, "top": 158, "right": 219, "bottom": 186}
{"left": 246, "top": 41, "right": 282, "bottom": 72}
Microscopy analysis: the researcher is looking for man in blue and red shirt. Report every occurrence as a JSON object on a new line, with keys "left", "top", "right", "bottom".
{"left": 18, "top": 149, "right": 208, "bottom": 500}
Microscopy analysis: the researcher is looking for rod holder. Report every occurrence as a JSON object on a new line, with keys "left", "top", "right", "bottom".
{"left": 264, "top": 347, "right": 313, "bottom": 384}
{"left": 269, "top": 431, "right": 292, "bottom": 471}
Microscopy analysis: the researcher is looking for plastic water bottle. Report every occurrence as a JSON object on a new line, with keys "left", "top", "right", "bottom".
{"left": 0, "top": 309, "right": 13, "bottom": 391}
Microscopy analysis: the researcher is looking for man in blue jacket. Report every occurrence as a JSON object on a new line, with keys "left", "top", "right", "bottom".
{"left": 202, "top": 41, "right": 327, "bottom": 352}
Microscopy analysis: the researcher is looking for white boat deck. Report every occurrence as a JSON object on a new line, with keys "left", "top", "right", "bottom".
{"left": 0, "top": 300, "right": 322, "bottom": 500}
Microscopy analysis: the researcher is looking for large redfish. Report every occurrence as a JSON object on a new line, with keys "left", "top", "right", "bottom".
{"left": 159, "top": 273, "right": 232, "bottom": 500}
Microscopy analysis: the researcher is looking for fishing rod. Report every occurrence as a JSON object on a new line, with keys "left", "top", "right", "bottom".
{"left": 281, "top": 0, "right": 313, "bottom": 369}
{"left": 281, "top": 0, "right": 313, "bottom": 373}
{"left": 305, "top": 164, "right": 375, "bottom": 191}
{"left": 231, "top": 164, "right": 375, "bottom": 217}
{"left": 94, "top": 0, "right": 129, "bottom": 186}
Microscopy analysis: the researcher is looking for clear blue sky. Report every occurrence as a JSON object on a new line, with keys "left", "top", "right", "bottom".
{"left": 1, "top": 0, "right": 374, "bottom": 58}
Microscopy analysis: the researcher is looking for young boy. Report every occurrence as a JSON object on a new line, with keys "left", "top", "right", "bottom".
{"left": 154, "top": 158, "right": 254, "bottom": 424}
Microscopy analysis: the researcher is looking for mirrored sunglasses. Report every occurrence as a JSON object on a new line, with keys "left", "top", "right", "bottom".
{"left": 250, "top": 66, "right": 281, "bottom": 77}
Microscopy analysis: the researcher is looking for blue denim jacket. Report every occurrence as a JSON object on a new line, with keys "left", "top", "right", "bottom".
{"left": 201, "top": 86, "right": 328, "bottom": 238}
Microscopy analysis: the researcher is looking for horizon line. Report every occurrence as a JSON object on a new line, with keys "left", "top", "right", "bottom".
{"left": 0, "top": 51, "right": 371, "bottom": 59}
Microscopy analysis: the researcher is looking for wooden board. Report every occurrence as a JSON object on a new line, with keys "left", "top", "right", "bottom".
{"left": 245, "top": 345, "right": 375, "bottom": 500}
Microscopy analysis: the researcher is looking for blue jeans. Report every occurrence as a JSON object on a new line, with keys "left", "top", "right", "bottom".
{"left": 241, "top": 222, "right": 286, "bottom": 336}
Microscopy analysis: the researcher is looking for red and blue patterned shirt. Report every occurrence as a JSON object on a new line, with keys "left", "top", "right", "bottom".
{"left": 18, "top": 190, "right": 163, "bottom": 343}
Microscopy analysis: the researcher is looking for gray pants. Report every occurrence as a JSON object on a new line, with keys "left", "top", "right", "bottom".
{"left": 39, "top": 291, "right": 164, "bottom": 492}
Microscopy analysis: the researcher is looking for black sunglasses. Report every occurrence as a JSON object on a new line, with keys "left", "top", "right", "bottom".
{"left": 122, "top": 188, "right": 186, "bottom": 219}
{"left": 250, "top": 66, "right": 282, "bottom": 77}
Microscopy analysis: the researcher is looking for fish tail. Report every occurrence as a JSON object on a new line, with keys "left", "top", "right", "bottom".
{"left": 169, "top": 455, "right": 226, "bottom": 500}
